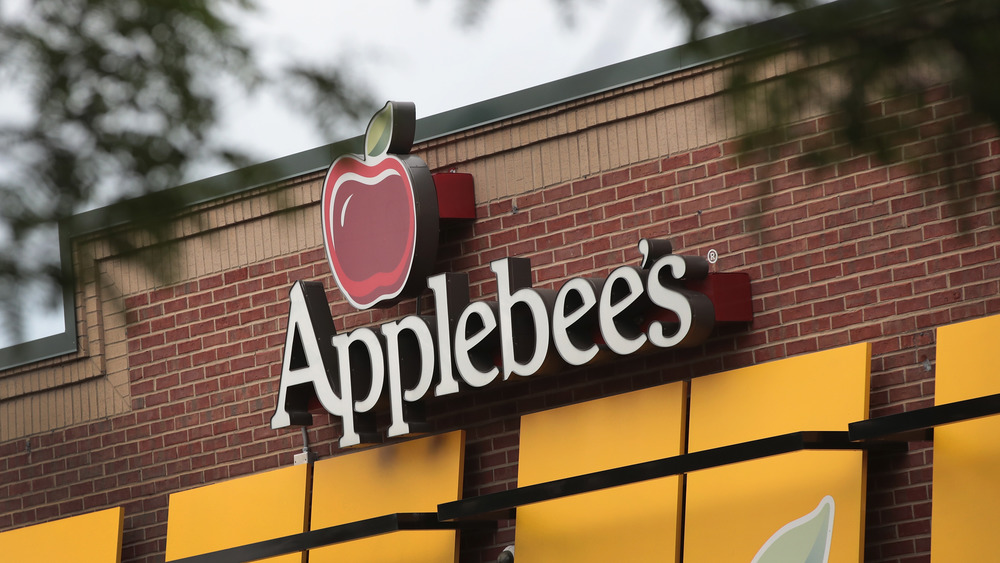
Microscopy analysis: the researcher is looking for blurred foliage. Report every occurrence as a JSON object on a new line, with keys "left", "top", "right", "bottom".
{"left": 1, "top": 0, "right": 998, "bottom": 344}
{"left": 0, "top": 0, "right": 373, "bottom": 342}
{"left": 677, "top": 0, "right": 1000, "bottom": 165}
{"left": 679, "top": 0, "right": 1000, "bottom": 232}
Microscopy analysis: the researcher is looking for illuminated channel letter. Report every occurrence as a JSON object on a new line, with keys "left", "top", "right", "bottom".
{"left": 454, "top": 301, "right": 500, "bottom": 387}
{"left": 381, "top": 315, "right": 436, "bottom": 438}
{"left": 331, "top": 327, "right": 384, "bottom": 442}
{"left": 646, "top": 254, "right": 715, "bottom": 348}
{"left": 270, "top": 281, "right": 362, "bottom": 447}
{"left": 552, "top": 277, "right": 604, "bottom": 366}
{"left": 426, "top": 272, "right": 468, "bottom": 397}
{"left": 492, "top": 257, "right": 557, "bottom": 379}
{"left": 598, "top": 266, "right": 648, "bottom": 355}
{"left": 270, "top": 239, "right": 747, "bottom": 447}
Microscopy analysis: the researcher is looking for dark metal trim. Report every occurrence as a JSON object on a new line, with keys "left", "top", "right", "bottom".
{"left": 849, "top": 392, "right": 1000, "bottom": 442}
{"left": 442, "top": 394, "right": 1000, "bottom": 523}
{"left": 438, "top": 430, "right": 858, "bottom": 522}
{"left": 168, "top": 512, "right": 493, "bottom": 563}
{"left": 165, "top": 393, "right": 1000, "bottom": 561}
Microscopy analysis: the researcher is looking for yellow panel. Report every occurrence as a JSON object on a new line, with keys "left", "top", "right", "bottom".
{"left": 685, "top": 345, "right": 870, "bottom": 563}
{"left": 935, "top": 313, "right": 1000, "bottom": 402}
{"left": 689, "top": 343, "right": 871, "bottom": 450}
{"left": 165, "top": 464, "right": 309, "bottom": 562}
{"left": 309, "top": 430, "right": 465, "bottom": 563}
{"left": 0, "top": 506, "right": 123, "bottom": 563}
{"left": 932, "top": 313, "right": 1000, "bottom": 562}
{"left": 686, "top": 451, "right": 865, "bottom": 563}
{"left": 516, "top": 383, "right": 687, "bottom": 563}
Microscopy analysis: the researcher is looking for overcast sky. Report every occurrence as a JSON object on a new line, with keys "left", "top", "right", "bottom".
{"left": 209, "top": 0, "right": 684, "bottom": 169}
{"left": 5, "top": 0, "right": 686, "bottom": 347}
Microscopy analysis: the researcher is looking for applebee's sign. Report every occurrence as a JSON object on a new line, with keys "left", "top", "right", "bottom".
{"left": 270, "top": 102, "right": 747, "bottom": 447}
{"left": 322, "top": 101, "right": 438, "bottom": 309}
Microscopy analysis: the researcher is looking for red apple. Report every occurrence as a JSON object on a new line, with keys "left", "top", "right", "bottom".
{"left": 321, "top": 102, "right": 439, "bottom": 309}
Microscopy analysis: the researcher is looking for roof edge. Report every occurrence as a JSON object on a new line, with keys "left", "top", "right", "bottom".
{"left": 67, "top": 0, "right": 896, "bottom": 240}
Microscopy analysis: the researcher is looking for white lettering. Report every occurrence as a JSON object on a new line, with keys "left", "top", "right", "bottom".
{"left": 382, "top": 315, "right": 436, "bottom": 437}
{"left": 599, "top": 266, "right": 648, "bottom": 355}
{"left": 454, "top": 301, "right": 500, "bottom": 388}
{"left": 552, "top": 277, "right": 602, "bottom": 366}
{"left": 270, "top": 240, "right": 724, "bottom": 446}
{"left": 492, "top": 258, "right": 554, "bottom": 379}
{"left": 331, "top": 328, "right": 385, "bottom": 415}
{"left": 428, "top": 273, "right": 461, "bottom": 396}
{"left": 646, "top": 255, "right": 716, "bottom": 348}
{"left": 270, "top": 282, "right": 360, "bottom": 447}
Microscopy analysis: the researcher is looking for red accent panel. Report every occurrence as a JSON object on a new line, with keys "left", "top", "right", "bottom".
{"left": 432, "top": 172, "right": 476, "bottom": 220}
{"left": 685, "top": 272, "right": 754, "bottom": 323}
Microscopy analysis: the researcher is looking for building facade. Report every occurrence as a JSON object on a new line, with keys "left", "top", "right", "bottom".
{"left": 2, "top": 4, "right": 1000, "bottom": 562}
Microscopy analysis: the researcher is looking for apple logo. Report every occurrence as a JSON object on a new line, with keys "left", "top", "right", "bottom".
{"left": 321, "top": 101, "right": 439, "bottom": 309}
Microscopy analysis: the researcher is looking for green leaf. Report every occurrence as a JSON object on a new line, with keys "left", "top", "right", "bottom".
{"left": 751, "top": 496, "right": 835, "bottom": 563}
{"left": 366, "top": 102, "right": 393, "bottom": 158}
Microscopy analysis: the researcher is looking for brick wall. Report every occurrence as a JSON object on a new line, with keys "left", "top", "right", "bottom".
{"left": 425, "top": 84, "right": 998, "bottom": 562}
{"left": 2, "top": 78, "right": 999, "bottom": 563}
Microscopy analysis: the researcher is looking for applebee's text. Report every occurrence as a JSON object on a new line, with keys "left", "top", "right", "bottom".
{"left": 270, "top": 239, "right": 715, "bottom": 447}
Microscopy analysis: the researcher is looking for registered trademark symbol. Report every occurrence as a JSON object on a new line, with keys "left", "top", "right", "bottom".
{"left": 707, "top": 249, "right": 719, "bottom": 264}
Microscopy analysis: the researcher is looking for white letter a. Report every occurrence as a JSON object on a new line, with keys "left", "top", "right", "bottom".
{"left": 270, "top": 281, "right": 361, "bottom": 447}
